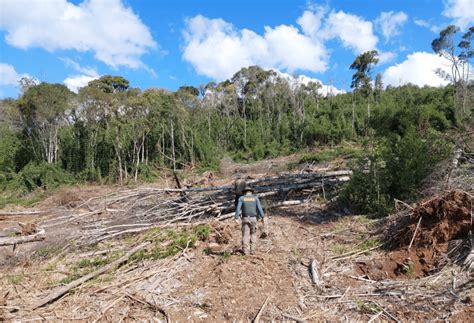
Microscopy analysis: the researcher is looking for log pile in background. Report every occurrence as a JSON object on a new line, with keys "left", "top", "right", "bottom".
{"left": 42, "top": 170, "right": 351, "bottom": 245}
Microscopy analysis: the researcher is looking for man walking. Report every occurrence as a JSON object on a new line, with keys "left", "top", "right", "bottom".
{"left": 235, "top": 185, "right": 265, "bottom": 255}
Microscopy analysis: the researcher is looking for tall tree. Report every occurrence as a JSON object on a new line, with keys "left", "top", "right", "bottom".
{"left": 432, "top": 25, "right": 473, "bottom": 114}
{"left": 18, "top": 83, "right": 74, "bottom": 164}
{"left": 88, "top": 75, "right": 130, "bottom": 183}
{"left": 350, "top": 50, "right": 379, "bottom": 121}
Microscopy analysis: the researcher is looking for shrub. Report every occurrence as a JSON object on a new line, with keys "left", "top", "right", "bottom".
{"left": 341, "top": 129, "right": 451, "bottom": 216}
{"left": 20, "top": 161, "right": 76, "bottom": 191}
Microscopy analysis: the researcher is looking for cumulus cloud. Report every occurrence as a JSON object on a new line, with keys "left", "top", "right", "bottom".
{"left": 64, "top": 74, "right": 99, "bottom": 93}
{"left": 322, "top": 10, "right": 378, "bottom": 54}
{"left": 0, "top": 0, "right": 156, "bottom": 69}
{"left": 182, "top": 15, "right": 328, "bottom": 80}
{"left": 297, "top": 6, "right": 326, "bottom": 36}
{"left": 0, "top": 63, "right": 28, "bottom": 86}
{"left": 382, "top": 52, "right": 453, "bottom": 87}
{"left": 378, "top": 51, "right": 397, "bottom": 64}
{"left": 442, "top": 0, "right": 474, "bottom": 29}
{"left": 182, "top": 7, "right": 381, "bottom": 81}
{"left": 375, "top": 11, "right": 408, "bottom": 41}
{"left": 61, "top": 58, "right": 100, "bottom": 92}
{"left": 275, "top": 71, "right": 345, "bottom": 96}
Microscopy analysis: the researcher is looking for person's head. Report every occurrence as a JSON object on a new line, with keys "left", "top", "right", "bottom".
{"left": 243, "top": 185, "right": 254, "bottom": 195}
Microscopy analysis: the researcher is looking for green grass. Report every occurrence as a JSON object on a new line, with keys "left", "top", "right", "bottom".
{"left": 194, "top": 224, "right": 211, "bottom": 241}
{"left": 131, "top": 227, "right": 200, "bottom": 262}
{"left": 35, "top": 245, "right": 62, "bottom": 259}
{"left": 221, "top": 251, "right": 232, "bottom": 259}
{"left": 56, "top": 226, "right": 205, "bottom": 286}
{"left": 6, "top": 273, "right": 25, "bottom": 285}
{"left": 58, "top": 271, "right": 82, "bottom": 285}
{"left": 0, "top": 191, "right": 45, "bottom": 208}
{"left": 359, "top": 238, "right": 382, "bottom": 251}
{"left": 330, "top": 243, "right": 350, "bottom": 255}
{"left": 356, "top": 300, "right": 382, "bottom": 314}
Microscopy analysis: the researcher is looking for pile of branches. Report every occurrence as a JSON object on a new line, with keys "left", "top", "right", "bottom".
{"left": 43, "top": 170, "right": 351, "bottom": 245}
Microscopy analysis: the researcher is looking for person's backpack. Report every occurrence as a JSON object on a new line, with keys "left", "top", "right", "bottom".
{"left": 234, "top": 179, "right": 246, "bottom": 195}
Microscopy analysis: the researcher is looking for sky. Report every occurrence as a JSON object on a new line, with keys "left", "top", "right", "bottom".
{"left": 0, "top": 0, "right": 473, "bottom": 98}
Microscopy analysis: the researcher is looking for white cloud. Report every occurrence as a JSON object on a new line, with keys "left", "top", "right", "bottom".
{"left": 0, "top": 0, "right": 156, "bottom": 69}
{"left": 61, "top": 58, "right": 97, "bottom": 76}
{"left": 375, "top": 11, "right": 408, "bottom": 41}
{"left": 414, "top": 19, "right": 441, "bottom": 33}
{"left": 322, "top": 10, "right": 378, "bottom": 54}
{"left": 64, "top": 74, "right": 99, "bottom": 93}
{"left": 442, "top": 0, "right": 474, "bottom": 29}
{"left": 182, "top": 7, "right": 382, "bottom": 81}
{"left": 274, "top": 70, "right": 345, "bottom": 96}
{"left": 0, "top": 63, "right": 27, "bottom": 86}
{"left": 61, "top": 58, "right": 100, "bottom": 92}
{"left": 378, "top": 51, "right": 397, "bottom": 64}
{"left": 297, "top": 7, "right": 326, "bottom": 37}
{"left": 182, "top": 15, "right": 328, "bottom": 80}
{"left": 382, "top": 51, "right": 453, "bottom": 87}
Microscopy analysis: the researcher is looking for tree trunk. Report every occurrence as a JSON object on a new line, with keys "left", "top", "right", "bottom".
{"left": 114, "top": 126, "right": 123, "bottom": 184}
{"left": 367, "top": 100, "right": 370, "bottom": 119}
{"left": 351, "top": 93, "right": 356, "bottom": 136}
{"left": 170, "top": 119, "right": 176, "bottom": 171}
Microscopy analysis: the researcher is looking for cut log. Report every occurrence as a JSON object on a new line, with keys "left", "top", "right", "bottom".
{"left": 0, "top": 210, "right": 45, "bottom": 216}
{"left": 0, "top": 229, "right": 45, "bottom": 246}
{"left": 29, "top": 241, "right": 151, "bottom": 310}
{"left": 310, "top": 259, "right": 322, "bottom": 288}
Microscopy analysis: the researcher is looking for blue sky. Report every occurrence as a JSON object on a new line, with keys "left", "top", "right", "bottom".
{"left": 1, "top": 0, "right": 473, "bottom": 98}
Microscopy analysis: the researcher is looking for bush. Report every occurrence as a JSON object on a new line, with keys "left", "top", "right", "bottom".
{"left": 19, "top": 162, "right": 76, "bottom": 192}
{"left": 341, "top": 129, "right": 451, "bottom": 216}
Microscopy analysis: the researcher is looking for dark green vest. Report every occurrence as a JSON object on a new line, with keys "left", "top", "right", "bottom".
{"left": 241, "top": 195, "right": 257, "bottom": 217}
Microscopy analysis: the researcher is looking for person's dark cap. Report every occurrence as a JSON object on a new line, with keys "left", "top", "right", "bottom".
{"left": 242, "top": 185, "right": 254, "bottom": 193}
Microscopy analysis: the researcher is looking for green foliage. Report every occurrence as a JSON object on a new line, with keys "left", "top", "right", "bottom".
{"left": 0, "top": 64, "right": 459, "bottom": 192}
{"left": 130, "top": 227, "right": 199, "bottom": 262}
{"left": 356, "top": 300, "right": 382, "bottom": 314}
{"left": 0, "top": 126, "right": 20, "bottom": 173}
{"left": 19, "top": 162, "right": 76, "bottom": 191}
{"left": 194, "top": 224, "right": 211, "bottom": 241}
{"left": 35, "top": 245, "right": 62, "bottom": 259}
{"left": 342, "top": 129, "right": 452, "bottom": 215}
{"left": 6, "top": 274, "right": 25, "bottom": 285}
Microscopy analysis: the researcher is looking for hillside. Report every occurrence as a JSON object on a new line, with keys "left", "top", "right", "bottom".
{"left": 1, "top": 152, "right": 472, "bottom": 321}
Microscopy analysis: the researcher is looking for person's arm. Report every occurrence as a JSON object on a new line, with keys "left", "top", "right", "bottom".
{"left": 235, "top": 197, "right": 243, "bottom": 220}
{"left": 256, "top": 196, "right": 265, "bottom": 219}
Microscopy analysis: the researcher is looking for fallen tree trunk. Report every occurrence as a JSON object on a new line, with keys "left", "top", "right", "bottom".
{"left": 29, "top": 241, "right": 151, "bottom": 310}
{"left": 310, "top": 259, "right": 322, "bottom": 289}
{"left": 0, "top": 210, "right": 45, "bottom": 216}
{"left": 0, "top": 229, "right": 46, "bottom": 246}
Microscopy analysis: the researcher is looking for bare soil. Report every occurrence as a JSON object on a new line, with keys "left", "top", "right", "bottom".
{"left": 0, "top": 155, "right": 473, "bottom": 322}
